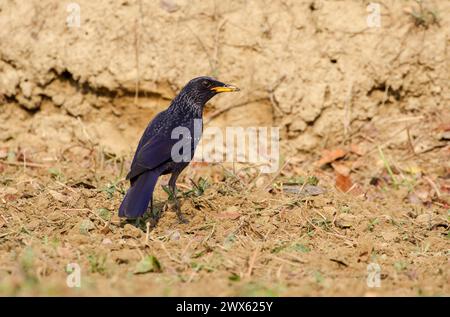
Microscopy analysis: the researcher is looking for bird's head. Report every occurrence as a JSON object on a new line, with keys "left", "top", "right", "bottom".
{"left": 180, "top": 76, "right": 240, "bottom": 105}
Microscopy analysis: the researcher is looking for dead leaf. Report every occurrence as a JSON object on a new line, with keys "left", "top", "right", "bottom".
{"left": 282, "top": 184, "right": 326, "bottom": 196}
{"left": 48, "top": 190, "right": 68, "bottom": 203}
{"left": 190, "top": 162, "right": 209, "bottom": 168}
{"left": 336, "top": 173, "right": 353, "bottom": 192}
{"left": 100, "top": 224, "right": 111, "bottom": 234}
{"left": 317, "top": 148, "right": 347, "bottom": 166}
{"left": 2, "top": 187, "right": 18, "bottom": 201}
{"left": 414, "top": 188, "right": 431, "bottom": 203}
{"left": 0, "top": 147, "right": 9, "bottom": 159}
{"left": 350, "top": 143, "right": 365, "bottom": 156}
{"left": 331, "top": 162, "right": 351, "bottom": 176}
{"left": 407, "top": 193, "right": 422, "bottom": 205}
{"left": 437, "top": 123, "right": 450, "bottom": 131}
{"left": 348, "top": 184, "right": 364, "bottom": 196}
{"left": 15, "top": 147, "right": 33, "bottom": 163}
{"left": 440, "top": 183, "right": 450, "bottom": 194}
{"left": 218, "top": 206, "right": 241, "bottom": 220}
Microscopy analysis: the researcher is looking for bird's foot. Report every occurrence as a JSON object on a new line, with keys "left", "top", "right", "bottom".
{"left": 144, "top": 205, "right": 161, "bottom": 228}
{"left": 168, "top": 196, "right": 189, "bottom": 224}
{"left": 175, "top": 209, "right": 189, "bottom": 224}
{"left": 149, "top": 217, "right": 159, "bottom": 228}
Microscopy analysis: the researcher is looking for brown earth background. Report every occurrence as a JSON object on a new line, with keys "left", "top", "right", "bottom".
{"left": 0, "top": 0, "right": 449, "bottom": 296}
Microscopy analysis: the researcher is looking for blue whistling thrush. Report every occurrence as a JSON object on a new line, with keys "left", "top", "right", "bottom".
{"left": 118, "top": 76, "right": 239, "bottom": 223}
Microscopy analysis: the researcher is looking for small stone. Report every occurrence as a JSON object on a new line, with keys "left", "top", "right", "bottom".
{"left": 20, "top": 81, "right": 33, "bottom": 98}
{"left": 416, "top": 213, "right": 433, "bottom": 227}
{"left": 65, "top": 101, "right": 91, "bottom": 117}
{"left": 79, "top": 219, "right": 95, "bottom": 234}
{"left": 381, "top": 231, "right": 399, "bottom": 242}
{"left": 335, "top": 213, "right": 356, "bottom": 229}
{"left": 168, "top": 230, "right": 181, "bottom": 241}
{"left": 438, "top": 131, "right": 450, "bottom": 141}
{"left": 52, "top": 94, "right": 65, "bottom": 106}
{"left": 407, "top": 193, "right": 422, "bottom": 205}
{"left": 48, "top": 190, "right": 68, "bottom": 203}
{"left": 160, "top": 0, "right": 179, "bottom": 13}
{"left": 102, "top": 238, "right": 113, "bottom": 245}
{"left": 71, "top": 233, "right": 90, "bottom": 244}
{"left": 322, "top": 206, "right": 337, "bottom": 219}
{"left": 17, "top": 94, "right": 42, "bottom": 110}
{"left": 123, "top": 224, "right": 142, "bottom": 238}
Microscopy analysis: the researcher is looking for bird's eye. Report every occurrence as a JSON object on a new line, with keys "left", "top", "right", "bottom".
{"left": 202, "top": 80, "right": 210, "bottom": 87}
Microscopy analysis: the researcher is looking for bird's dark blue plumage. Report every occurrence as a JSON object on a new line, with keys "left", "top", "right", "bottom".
{"left": 119, "top": 76, "right": 239, "bottom": 222}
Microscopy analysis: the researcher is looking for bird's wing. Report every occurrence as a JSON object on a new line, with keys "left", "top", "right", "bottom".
{"left": 129, "top": 111, "right": 165, "bottom": 167}
{"left": 126, "top": 134, "right": 177, "bottom": 180}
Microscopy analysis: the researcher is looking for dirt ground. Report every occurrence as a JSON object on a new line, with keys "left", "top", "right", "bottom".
{"left": 0, "top": 134, "right": 449, "bottom": 296}
{"left": 0, "top": 0, "right": 449, "bottom": 296}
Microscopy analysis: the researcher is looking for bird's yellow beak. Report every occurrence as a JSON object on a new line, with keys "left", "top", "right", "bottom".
{"left": 211, "top": 85, "right": 240, "bottom": 93}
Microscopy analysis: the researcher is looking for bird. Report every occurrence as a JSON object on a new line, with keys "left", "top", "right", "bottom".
{"left": 118, "top": 76, "right": 239, "bottom": 223}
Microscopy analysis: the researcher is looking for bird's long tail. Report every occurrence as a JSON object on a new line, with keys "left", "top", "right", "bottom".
{"left": 118, "top": 170, "right": 159, "bottom": 218}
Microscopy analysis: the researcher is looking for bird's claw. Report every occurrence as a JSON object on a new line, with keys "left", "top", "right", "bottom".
{"left": 175, "top": 209, "right": 189, "bottom": 224}
{"left": 179, "top": 217, "right": 189, "bottom": 224}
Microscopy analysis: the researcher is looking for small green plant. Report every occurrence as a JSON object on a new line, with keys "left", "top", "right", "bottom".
{"left": 79, "top": 219, "right": 95, "bottom": 235}
{"left": 134, "top": 255, "right": 162, "bottom": 274}
{"left": 97, "top": 208, "right": 111, "bottom": 222}
{"left": 285, "top": 175, "right": 319, "bottom": 186}
{"left": 183, "top": 177, "right": 209, "bottom": 197}
{"left": 20, "top": 247, "right": 38, "bottom": 284}
{"left": 314, "top": 271, "right": 324, "bottom": 284}
{"left": 417, "top": 242, "right": 430, "bottom": 255}
{"left": 394, "top": 261, "right": 407, "bottom": 272}
{"left": 223, "top": 233, "right": 236, "bottom": 249}
{"left": 48, "top": 167, "right": 65, "bottom": 181}
{"left": 312, "top": 218, "right": 332, "bottom": 231}
{"left": 162, "top": 185, "right": 175, "bottom": 200}
{"left": 409, "top": 0, "right": 440, "bottom": 28}
{"left": 87, "top": 254, "right": 107, "bottom": 274}
{"left": 378, "top": 146, "right": 399, "bottom": 188}
{"left": 103, "top": 180, "right": 125, "bottom": 199}
{"left": 272, "top": 242, "right": 310, "bottom": 254}
{"left": 271, "top": 243, "right": 287, "bottom": 254}
{"left": 292, "top": 243, "right": 311, "bottom": 253}
{"left": 239, "top": 282, "right": 280, "bottom": 297}
{"left": 306, "top": 226, "right": 316, "bottom": 237}
{"left": 190, "top": 262, "right": 214, "bottom": 273}
{"left": 367, "top": 218, "right": 379, "bottom": 232}
{"left": 229, "top": 272, "right": 241, "bottom": 282}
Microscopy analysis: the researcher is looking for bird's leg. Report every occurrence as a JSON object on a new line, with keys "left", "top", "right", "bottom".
{"left": 169, "top": 172, "right": 188, "bottom": 224}
{"left": 148, "top": 196, "right": 158, "bottom": 228}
